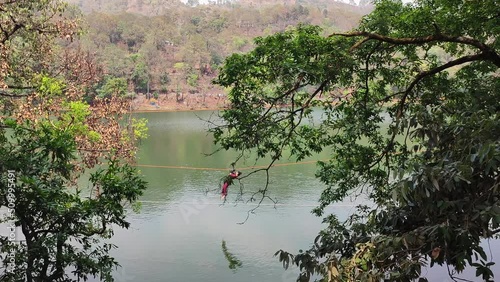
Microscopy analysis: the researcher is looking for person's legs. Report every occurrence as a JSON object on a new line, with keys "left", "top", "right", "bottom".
{"left": 221, "top": 182, "right": 229, "bottom": 199}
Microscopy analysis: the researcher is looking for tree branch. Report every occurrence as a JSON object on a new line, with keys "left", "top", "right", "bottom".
{"left": 331, "top": 31, "right": 500, "bottom": 67}
{"left": 407, "top": 52, "right": 489, "bottom": 94}
{"left": 227, "top": 79, "right": 324, "bottom": 223}
{"left": 0, "top": 23, "right": 22, "bottom": 45}
{"left": 367, "top": 52, "right": 489, "bottom": 170}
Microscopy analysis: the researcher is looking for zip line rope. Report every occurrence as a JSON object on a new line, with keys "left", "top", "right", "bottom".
{"left": 134, "top": 159, "right": 321, "bottom": 171}
{"left": 135, "top": 200, "right": 357, "bottom": 207}
{"left": 134, "top": 149, "right": 426, "bottom": 171}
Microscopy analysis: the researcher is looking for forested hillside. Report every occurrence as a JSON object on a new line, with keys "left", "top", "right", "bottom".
{"left": 64, "top": 0, "right": 372, "bottom": 15}
{"left": 63, "top": 0, "right": 371, "bottom": 108}
{"left": 65, "top": 0, "right": 183, "bottom": 15}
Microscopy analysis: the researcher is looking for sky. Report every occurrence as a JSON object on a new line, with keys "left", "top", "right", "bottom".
{"left": 180, "top": 0, "right": 367, "bottom": 5}
{"left": 182, "top": 0, "right": 414, "bottom": 6}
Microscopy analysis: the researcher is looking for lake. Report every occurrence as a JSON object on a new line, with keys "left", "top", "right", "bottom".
{"left": 2, "top": 110, "right": 495, "bottom": 281}
{"left": 103, "top": 110, "right": 498, "bottom": 282}
{"left": 106, "top": 110, "right": 337, "bottom": 282}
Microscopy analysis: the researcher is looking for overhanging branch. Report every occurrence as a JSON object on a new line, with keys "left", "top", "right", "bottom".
{"left": 406, "top": 52, "right": 488, "bottom": 94}
{"left": 367, "top": 52, "right": 488, "bottom": 169}
{"left": 331, "top": 31, "right": 500, "bottom": 67}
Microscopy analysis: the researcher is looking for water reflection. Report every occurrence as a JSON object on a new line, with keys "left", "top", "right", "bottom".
{"left": 221, "top": 240, "right": 243, "bottom": 271}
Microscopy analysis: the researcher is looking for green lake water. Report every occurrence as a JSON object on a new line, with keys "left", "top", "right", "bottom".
{"left": 0, "top": 110, "right": 497, "bottom": 281}
{"left": 105, "top": 110, "right": 342, "bottom": 282}
{"left": 0, "top": 110, "right": 485, "bottom": 281}
{"left": 96, "top": 111, "right": 497, "bottom": 282}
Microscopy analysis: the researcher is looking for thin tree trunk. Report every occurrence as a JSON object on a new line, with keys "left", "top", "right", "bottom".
{"left": 22, "top": 222, "right": 34, "bottom": 282}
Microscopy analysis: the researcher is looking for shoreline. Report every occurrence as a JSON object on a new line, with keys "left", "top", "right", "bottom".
{"left": 129, "top": 93, "right": 340, "bottom": 114}
{"left": 130, "top": 107, "right": 225, "bottom": 114}
{"left": 129, "top": 93, "right": 229, "bottom": 113}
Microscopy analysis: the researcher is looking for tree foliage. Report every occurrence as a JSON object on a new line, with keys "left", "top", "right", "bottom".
{"left": 97, "top": 76, "right": 129, "bottom": 99}
{"left": 0, "top": 120, "right": 146, "bottom": 281}
{"left": 0, "top": 1, "right": 147, "bottom": 281}
{"left": 211, "top": 0, "right": 499, "bottom": 281}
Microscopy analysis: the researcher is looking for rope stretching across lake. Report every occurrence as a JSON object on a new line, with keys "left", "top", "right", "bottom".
{"left": 134, "top": 160, "right": 320, "bottom": 171}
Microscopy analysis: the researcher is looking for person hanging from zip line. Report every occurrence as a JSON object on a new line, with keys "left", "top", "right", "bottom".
{"left": 221, "top": 169, "right": 241, "bottom": 200}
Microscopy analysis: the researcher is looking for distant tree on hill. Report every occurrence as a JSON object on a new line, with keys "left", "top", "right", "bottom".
{"left": 97, "top": 76, "right": 128, "bottom": 98}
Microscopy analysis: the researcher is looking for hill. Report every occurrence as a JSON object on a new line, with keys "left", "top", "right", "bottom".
{"left": 62, "top": 0, "right": 372, "bottom": 111}
{"left": 65, "top": 0, "right": 371, "bottom": 18}
{"left": 65, "top": 0, "right": 183, "bottom": 15}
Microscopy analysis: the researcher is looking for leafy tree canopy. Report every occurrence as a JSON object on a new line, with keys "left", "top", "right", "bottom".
{"left": 0, "top": 1, "right": 147, "bottom": 281}
{"left": 211, "top": 0, "right": 499, "bottom": 281}
{"left": 97, "top": 76, "right": 129, "bottom": 99}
